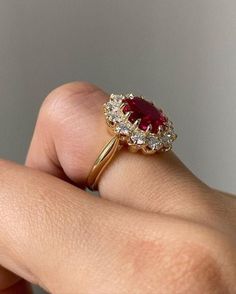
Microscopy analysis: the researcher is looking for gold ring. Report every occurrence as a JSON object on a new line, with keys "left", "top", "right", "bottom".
{"left": 87, "top": 93, "right": 177, "bottom": 190}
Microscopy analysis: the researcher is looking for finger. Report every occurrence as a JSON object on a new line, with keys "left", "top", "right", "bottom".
{"left": 2, "top": 160, "right": 236, "bottom": 294}
{"left": 0, "top": 159, "right": 163, "bottom": 293}
{"left": 26, "top": 82, "right": 111, "bottom": 183}
{"left": 25, "top": 82, "right": 221, "bottom": 222}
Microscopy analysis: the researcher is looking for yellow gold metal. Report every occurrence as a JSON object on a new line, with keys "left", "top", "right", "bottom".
{"left": 87, "top": 135, "right": 121, "bottom": 191}
{"left": 87, "top": 93, "right": 177, "bottom": 191}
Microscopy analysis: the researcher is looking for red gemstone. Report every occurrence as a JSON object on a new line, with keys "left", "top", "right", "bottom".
{"left": 123, "top": 97, "right": 167, "bottom": 133}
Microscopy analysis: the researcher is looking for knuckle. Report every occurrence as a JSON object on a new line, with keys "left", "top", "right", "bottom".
{"left": 39, "top": 81, "right": 102, "bottom": 124}
{"left": 167, "top": 241, "right": 226, "bottom": 293}
{"left": 27, "top": 80, "right": 107, "bottom": 181}
{"left": 170, "top": 229, "right": 236, "bottom": 293}
{"left": 120, "top": 226, "right": 234, "bottom": 293}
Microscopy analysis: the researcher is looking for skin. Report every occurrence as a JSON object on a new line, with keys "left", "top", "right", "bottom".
{"left": 0, "top": 81, "right": 235, "bottom": 293}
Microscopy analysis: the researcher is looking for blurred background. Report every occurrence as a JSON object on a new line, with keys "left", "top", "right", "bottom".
{"left": 0, "top": 1, "right": 235, "bottom": 293}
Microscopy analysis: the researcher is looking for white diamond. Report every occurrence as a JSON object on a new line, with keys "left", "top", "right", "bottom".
{"left": 116, "top": 122, "right": 131, "bottom": 135}
{"left": 110, "top": 94, "right": 124, "bottom": 103}
{"left": 105, "top": 101, "right": 120, "bottom": 112}
{"left": 147, "top": 136, "right": 162, "bottom": 150}
{"left": 161, "top": 132, "right": 174, "bottom": 146}
{"left": 131, "top": 132, "right": 146, "bottom": 145}
{"left": 108, "top": 112, "right": 122, "bottom": 123}
{"left": 125, "top": 93, "right": 134, "bottom": 99}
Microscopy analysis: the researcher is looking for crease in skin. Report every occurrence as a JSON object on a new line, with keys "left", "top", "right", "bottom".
{"left": 0, "top": 243, "right": 38, "bottom": 287}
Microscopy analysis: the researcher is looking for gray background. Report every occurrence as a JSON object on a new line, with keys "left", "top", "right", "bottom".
{"left": 0, "top": 1, "right": 235, "bottom": 293}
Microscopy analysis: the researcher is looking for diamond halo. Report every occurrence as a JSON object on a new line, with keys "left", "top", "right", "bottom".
{"left": 104, "top": 94, "right": 177, "bottom": 154}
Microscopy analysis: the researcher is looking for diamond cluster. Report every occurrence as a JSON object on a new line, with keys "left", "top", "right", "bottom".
{"left": 104, "top": 94, "right": 177, "bottom": 154}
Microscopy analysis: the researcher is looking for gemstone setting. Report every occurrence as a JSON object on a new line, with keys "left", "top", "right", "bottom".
{"left": 147, "top": 136, "right": 162, "bottom": 151}
{"left": 104, "top": 93, "right": 177, "bottom": 154}
{"left": 115, "top": 122, "right": 131, "bottom": 136}
{"left": 130, "top": 132, "right": 146, "bottom": 145}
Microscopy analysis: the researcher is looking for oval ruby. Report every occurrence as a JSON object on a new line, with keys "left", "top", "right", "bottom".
{"left": 123, "top": 97, "right": 167, "bottom": 133}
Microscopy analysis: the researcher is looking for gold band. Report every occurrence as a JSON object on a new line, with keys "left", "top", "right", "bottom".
{"left": 87, "top": 135, "right": 122, "bottom": 191}
{"left": 86, "top": 93, "right": 177, "bottom": 191}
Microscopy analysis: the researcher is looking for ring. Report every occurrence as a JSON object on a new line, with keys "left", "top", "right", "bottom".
{"left": 87, "top": 93, "right": 177, "bottom": 190}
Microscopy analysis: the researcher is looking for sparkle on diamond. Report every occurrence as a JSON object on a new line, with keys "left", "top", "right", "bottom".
{"left": 115, "top": 122, "right": 131, "bottom": 135}
{"left": 161, "top": 132, "right": 174, "bottom": 146}
{"left": 131, "top": 132, "right": 146, "bottom": 145}
{"left": 108, "top": 112, "right": 122, "bottom": 123}
{"left": 106, "top": 101, "right": 120, "bottom": 112}
{"left": 110, "top": 94, "right": 124, "bottom": 103}
{"left": 147, "top": 136, "right": 162, "bottom": 150}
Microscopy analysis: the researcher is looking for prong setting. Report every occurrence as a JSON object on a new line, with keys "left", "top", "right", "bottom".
{"left": 103, "top": 94, "right": 177, "bottom": 154}
{"left": 133, "top": 118, "right": 142, "bottom": 129}
{"left": 146, "top": 124, "right": 152, "bottom": 132}
{"left": 124, "top": 111, "right": 132, "bottom": 120}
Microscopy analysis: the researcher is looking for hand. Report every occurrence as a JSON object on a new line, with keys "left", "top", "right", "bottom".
{"left": 1, "top": 82, "right": 236, "bottom": 294}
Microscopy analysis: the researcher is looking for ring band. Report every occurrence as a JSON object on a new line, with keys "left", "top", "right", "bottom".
{"left": 87, "top": 93, "right": 177, "bottom": 191}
